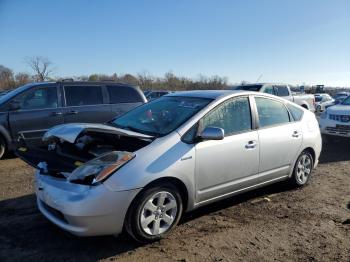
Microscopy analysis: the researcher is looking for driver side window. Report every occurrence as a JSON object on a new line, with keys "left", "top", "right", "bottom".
{"left": 16, "top": 86, "right": 58, "bottom": 110}
{"left": 201, "top": 97, "right": 252, "bottom": 137}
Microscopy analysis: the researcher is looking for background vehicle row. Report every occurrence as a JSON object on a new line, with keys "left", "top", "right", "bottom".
{"left": 0, "top": 81, "right": 146, "bottom": 158}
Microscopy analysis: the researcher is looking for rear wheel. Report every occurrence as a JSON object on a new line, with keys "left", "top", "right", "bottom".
{"left": 125, "top": 183, "right": 183, "bottom": 243}
{"left": 290, "top": 151, "right": 313, "bottom": 187}
{"left": 0, "top": 136, "right": 6, "bottom": 159}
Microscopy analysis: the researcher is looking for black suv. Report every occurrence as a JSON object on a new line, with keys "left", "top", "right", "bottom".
{"left": 0, "top": 81, "right": 147, "bottom": 158}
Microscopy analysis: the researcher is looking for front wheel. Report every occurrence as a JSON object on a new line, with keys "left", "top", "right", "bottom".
{"left": 290, "top": 151, "right": 314, "bottom": 187}
{"left": 125, "top": 183, "right": 183, "bottom": 243}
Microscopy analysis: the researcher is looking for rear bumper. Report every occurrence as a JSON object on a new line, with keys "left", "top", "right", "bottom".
{"left": 35, "top": 171, "right": 141, "bottom": 236}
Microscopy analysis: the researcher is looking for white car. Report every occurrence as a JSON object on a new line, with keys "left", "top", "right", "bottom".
{"left": 314, "top": 93, "right": 335, "bottom": 112}
{"left": 319, "top": 96, "right": 350, "bottom": 138}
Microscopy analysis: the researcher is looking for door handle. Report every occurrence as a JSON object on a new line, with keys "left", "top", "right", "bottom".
{"left": 51, "top": 112, "right": 63, "bottom": 116}
{"left": 65, "top": 111, "right": 78, "bottom": 115}
{"left": 245, "top": 140, "right": 257, "bottom": 149}
{"left": 292, "top": 131, "right": 300, "bottom": 138}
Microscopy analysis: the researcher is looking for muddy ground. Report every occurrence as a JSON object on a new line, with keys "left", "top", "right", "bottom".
{"left": 0, "top": 140, "right": 349, "bottom": 262}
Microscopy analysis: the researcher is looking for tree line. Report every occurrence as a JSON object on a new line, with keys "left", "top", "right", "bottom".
{"left": 0, "top": 56, "right": 229, "bottom": 91}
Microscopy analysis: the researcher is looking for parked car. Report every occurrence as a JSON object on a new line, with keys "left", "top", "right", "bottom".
{"left": 314, "top": 93, "right": 335, "bottom": 112}
{"left": 319, "top": 95, "right": 350, "bottom": 139}
{"left": 333, "top": 91, "right": 350, "bottom": 105}
{"left": 17, "top": 90, "right": 322, "bottom": 242}
{"left": 0, "top": 81, "right": 146, "bottom": 159}
{"left": 232, "top": 83, "right": 316, "bottom": 112}
{"left": 145, "top": 90, "right": 172, "bottom": 101}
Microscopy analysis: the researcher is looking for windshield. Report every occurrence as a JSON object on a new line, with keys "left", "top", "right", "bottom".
{"left": 341, "top": 96, "right": 350, "bottom": 105}
{"left": 234, "top": 85, "right": 263, "bottom": 91}
{"left": 112, "top": 96, "right": 212, "bottom": 136}
{"left": 0, "top": 84, "right": 35, "bottom": 104}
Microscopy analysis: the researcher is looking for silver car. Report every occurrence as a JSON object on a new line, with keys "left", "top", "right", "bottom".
{"left": 19, "top": 90, "right": 322, "bottom": 242}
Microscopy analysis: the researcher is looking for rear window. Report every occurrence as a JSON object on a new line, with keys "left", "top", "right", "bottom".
{"left": 65, "top": 85, "right": 103, "bottom": 106}
{"left": 275, "top": 86, "right": 290, "bottom": 97}
{"left": 286, "top": 103, "right": 304, "bottom": 121}
{"left": 107, "top": 85, "right": 142, "bottom": 103}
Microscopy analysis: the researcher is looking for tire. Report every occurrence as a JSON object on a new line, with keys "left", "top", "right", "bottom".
{"left": 0, "top": 136, "right": 6, "bottom": 160}
{"left": 290, "top": 151, "right": 314, "bottom": 187}
{"left": 125, "top": 183, "right": 183, "bottom": 243}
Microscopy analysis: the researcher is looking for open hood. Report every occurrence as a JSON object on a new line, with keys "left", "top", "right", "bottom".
{"left": 43, "top": 123, "right": 154, "bottom": 143}
{"left": 17, "top": 123, "right": 153, "bottom": 180}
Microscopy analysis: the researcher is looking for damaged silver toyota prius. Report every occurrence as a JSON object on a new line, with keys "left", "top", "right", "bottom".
{"left": 18, "top": 90, "right": 322, "bottom": 242}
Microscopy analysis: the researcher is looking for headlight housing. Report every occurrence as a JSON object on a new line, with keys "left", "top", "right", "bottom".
{"left": 68, "top": 151, "right": 135, "bottom": 185}
{"left": 320, "top": 110, "right": 328, "bottom": 119}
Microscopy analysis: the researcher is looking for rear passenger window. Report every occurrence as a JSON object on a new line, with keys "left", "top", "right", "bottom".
{"left": 255, "top": 97, "right": 290, "bottom": 128}
{"left": 202, "top": 97, "right": 252, "bottom": 136}
{"left": 275, "top": 86, "right": 289, "bottom": 97}
{"left": 64, "top": 86, "right": 103, "bottom": 106}
{"left": 286, "top": 103, "right": 304, "bottom": 121}
{"left": 107, "top": 85, "right": 142, "bottom": 103}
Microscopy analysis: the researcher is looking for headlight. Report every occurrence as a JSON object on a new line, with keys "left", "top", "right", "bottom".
{"left": 320, "top": 110, "right": 328, "bottom": 119}
{"left": 68, "top": 151, "right": 135, "bottom": 185}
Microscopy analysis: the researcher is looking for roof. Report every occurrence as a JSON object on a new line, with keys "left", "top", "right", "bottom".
{"left": 235, "top": 82, "right": 289, "bottom": 86}
{"left": 166, "top": 90, "right": 242, "bottom": 99}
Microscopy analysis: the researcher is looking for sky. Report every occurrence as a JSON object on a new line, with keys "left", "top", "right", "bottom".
{"left": 0, "top": 0, "right": 350, "bottom": 86}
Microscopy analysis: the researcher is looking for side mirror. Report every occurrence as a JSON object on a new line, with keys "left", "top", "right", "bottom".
{"left": 199, "top": 127, "right": 224, "bottom": 141}
{"left": 9, "top": 100, "right": 21, "bottom": 111}
{"left": 334, "top": 100, "right": 341, "bottom": 105}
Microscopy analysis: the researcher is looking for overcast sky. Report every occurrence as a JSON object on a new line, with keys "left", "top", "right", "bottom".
{"left": 1, "top": 0, "right": 349, "bottom": 86}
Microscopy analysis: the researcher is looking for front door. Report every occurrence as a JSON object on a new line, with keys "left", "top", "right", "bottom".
{"left": 9, "top": 84, "right": 64, "bottom": 146}
{"left": 195, "top": 96, "right": 260, "bottom": 203}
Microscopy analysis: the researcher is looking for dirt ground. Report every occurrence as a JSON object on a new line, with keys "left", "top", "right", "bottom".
{"left": 0, "top": 140, "right": 349, "bottom": 262}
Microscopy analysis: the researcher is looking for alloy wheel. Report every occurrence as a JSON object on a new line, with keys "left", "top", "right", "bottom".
{"left": 296, "top": 154, "right": 312, "bottom": 184}
{"left": 140, "top": 191, "right": 178, "bottom": 235}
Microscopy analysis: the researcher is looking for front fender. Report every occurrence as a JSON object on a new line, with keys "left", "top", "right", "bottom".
{"left": 103, "top": 133, "right": 197, "bottom": 211}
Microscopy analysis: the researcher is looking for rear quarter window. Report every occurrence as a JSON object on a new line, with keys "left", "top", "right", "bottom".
{"left": 107, "top": 85, "right": 142, "bottom": 103}
{"left": 286, "top": 103, "right": 304, "bottom": 121}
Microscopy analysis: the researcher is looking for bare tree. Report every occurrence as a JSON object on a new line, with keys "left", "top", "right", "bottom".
{"left": 15, "top": 72, "right": 32, "bottom": 86}
{"left": 0, "top": 65, "right": 15, "bottom": 90}
{"left": 25, "top": 56, "right": 54, "bottom": 81}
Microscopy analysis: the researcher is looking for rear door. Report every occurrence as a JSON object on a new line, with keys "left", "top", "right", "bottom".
{"left": 8, "top": 84, "right": 64, "bottom": 145}
{"left": 254, "top": 96, "right": 302, "bottom": 178}
{"left": 62, "top": 84, "right": 113, "bottom": 123}
{"left": 106, "top": 85, "right": 144, "bottom": 118}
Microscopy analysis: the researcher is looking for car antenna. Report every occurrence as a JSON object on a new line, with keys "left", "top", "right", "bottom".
{"left": 256, "top": 74, "right": 263, "bottom": 82}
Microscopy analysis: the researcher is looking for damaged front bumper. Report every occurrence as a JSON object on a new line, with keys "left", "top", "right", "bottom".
{"left": 35, "top": 170, "right": 141, "bottom": 236}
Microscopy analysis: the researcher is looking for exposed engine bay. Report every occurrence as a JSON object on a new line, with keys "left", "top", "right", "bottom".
{"left": 16, "top": 125, "right": 153, "bottom": 181}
